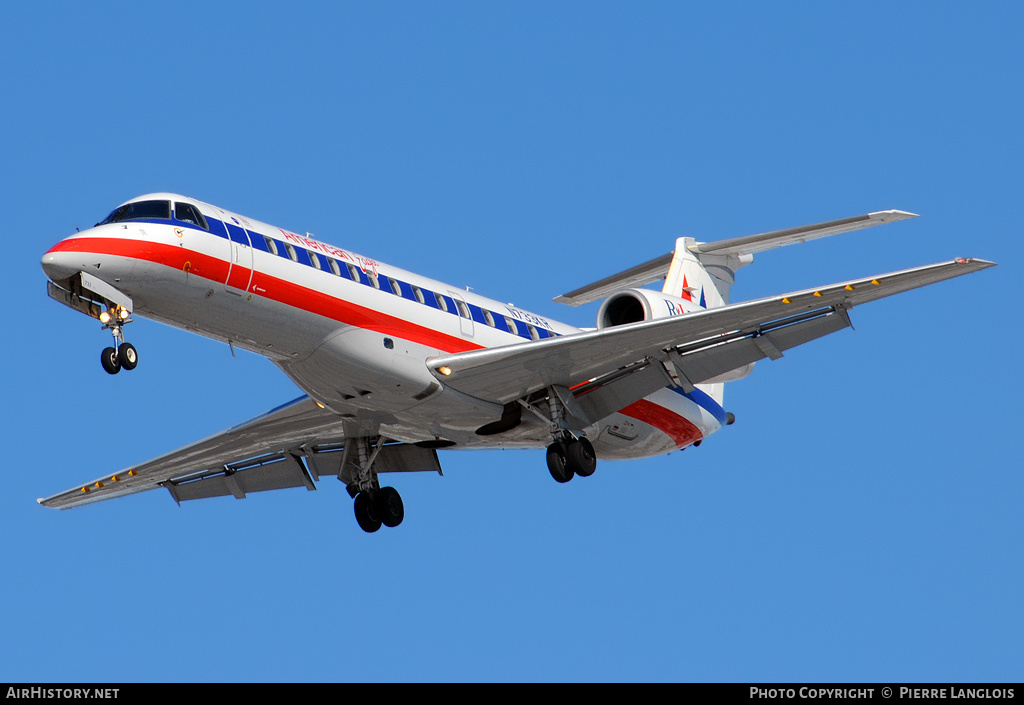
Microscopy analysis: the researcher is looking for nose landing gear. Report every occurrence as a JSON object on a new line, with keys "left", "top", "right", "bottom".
{"left": 98, "top": 306, "right": 138, "bottom": 375}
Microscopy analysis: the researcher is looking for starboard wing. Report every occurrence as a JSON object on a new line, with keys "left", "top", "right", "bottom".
{"left": 431, "top": 259, "right": 994, "bottom": 418}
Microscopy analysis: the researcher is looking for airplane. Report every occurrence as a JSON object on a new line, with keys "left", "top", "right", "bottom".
{"left": 39, "top": 193, "right": 994, "bottom": 531}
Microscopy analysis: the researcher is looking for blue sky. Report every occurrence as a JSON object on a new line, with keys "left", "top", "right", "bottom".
{"left": 2, "top": 2, "right": 1020, "bottom": 682}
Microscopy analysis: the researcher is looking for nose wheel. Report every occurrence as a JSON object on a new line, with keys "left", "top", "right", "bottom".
{"left": 98, "top": 307, "right": 138, "bottom": 375}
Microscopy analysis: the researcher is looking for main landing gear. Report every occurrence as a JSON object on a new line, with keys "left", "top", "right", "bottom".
{"left": 98, "top": 306, "right": 138, "bottom": 375}
{"left": 520, "top": 386, "right": 600, "bottom": 484}
{"left": 546, "top": 436, "right": 597, "bottom": 483}
{"left": 341, "top": 436, "right": 405, "bottom": 533}
{"left": 352, "top": 486, "right": 405, "bottom": 533}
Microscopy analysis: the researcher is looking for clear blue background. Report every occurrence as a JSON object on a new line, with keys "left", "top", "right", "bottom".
{"left": 2, "top": 2, "right": 1020, "bottom": 682}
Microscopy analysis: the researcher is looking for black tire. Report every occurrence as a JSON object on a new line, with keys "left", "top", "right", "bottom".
{"left": 546, "top": 442, "right": 573, "bottom": 483}
{"left": 101, "top": 347, "right": 121, "bottom": 375}
{"left": 118, "top": 342, "right": 139, "bottom": 370}
{"left": 377, "top": 486, "right": 405, "bottom": 528}
{"left": 353, "top": 492, "right": 382, "bottom": 533}
{"left": 566, "top": 437, "right": 597, "bottom": 477}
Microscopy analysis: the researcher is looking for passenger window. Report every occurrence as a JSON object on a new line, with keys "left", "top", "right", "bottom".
{"left": 412, "top": 286, "right": 425, "bottom": 304}
{"left": 506, "top": 316, "right": 517, "bottom": 334}
{"left": 285, "top": 243, "right": 298, "bottom": 262}
{"left": 434, "top": 292, "right": 449, "bottom": 312}
{"left": 483, "top": 310, "right": 495, "bottom": 327}
{"left": 309, "top": 252, "right": 322, "bottom": 270}
{"left": 389, "top": 278, "right": 401, "bottom": 295}
{"left": 347, "top": 264, "right": 360, "bottom": 281}
{"left": 174, "top": 203, "right": 209, "bottom": 230}
{"left": 368, "top": 272, "right": 380, "bottom": 289}
{"left": 329, "top": 258, "right": 341, "bottom": 276}
{"left": 527, "top": 324, "right": 539, "bottom": 341}
{"left": 456, "top": 300, "right": 470, "bottom": 319}
{"left": 265, "top": 238, "right": 279, "bottom": 256}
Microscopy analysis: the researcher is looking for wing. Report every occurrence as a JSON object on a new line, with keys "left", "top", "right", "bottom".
{"left": 39, "top": 396, "right": 440, "bottom": 510}
{"left": 429, "top": 258, "right": 995, "bottom": 419}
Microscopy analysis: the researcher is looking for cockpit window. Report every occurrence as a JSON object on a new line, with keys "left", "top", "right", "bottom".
{"left": 174, "top": 202, "right": 209, "bottom": 230}
{"left": 99, "top": 200, "right": 171, "bottom": 225}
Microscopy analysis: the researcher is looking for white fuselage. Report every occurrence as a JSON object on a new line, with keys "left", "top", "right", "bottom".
{"left": 41, "top": 193, "right": 725, "bottom": 459}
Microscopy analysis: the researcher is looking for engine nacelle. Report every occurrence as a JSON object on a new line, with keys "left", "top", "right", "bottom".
{"left": 596, "top": 289, "right": 703, "bottom": 329}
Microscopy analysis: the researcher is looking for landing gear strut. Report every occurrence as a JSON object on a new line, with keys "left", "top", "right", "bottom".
{"left": 521, "top": 386, "right": 600, "bottom": 484}
{"left": 99, "top": 306, "right": 137, "bottom": 375}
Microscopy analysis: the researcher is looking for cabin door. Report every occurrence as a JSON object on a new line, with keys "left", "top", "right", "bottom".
{"left": 224, "top": 219, "right": 255, "bottom": 294}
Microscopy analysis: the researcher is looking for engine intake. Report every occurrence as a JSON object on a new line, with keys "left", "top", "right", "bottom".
{"left": 596, "top": 289, "right": 702, "bottom": 329}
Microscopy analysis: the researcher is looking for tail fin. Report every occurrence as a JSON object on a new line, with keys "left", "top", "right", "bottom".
{"left": 662, "top": 238, "right": 754, "bottom": 408}
{"left": 661, "top": 236, "right": 752, "bottom": 309}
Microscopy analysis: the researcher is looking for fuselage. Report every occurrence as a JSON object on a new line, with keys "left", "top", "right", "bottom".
{"left": 41, "top": 193, "right": 725, "bottom": 459}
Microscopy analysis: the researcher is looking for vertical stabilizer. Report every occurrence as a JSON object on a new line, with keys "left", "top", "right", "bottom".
{"left": 662, "top": 238, "right": 753, "bottom": 408}
{"left": 662, "top": 237, "right": 753, "bottom": 309}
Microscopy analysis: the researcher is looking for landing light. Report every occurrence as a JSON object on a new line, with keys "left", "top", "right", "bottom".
{"left": 118, "top": 307, "right": 129, "bottom": 320}
{"left": 437, "top": 366, "right": 452, "bottom": 376}
{"left": 99, "top": 311, "right": 111, "bottom": 324}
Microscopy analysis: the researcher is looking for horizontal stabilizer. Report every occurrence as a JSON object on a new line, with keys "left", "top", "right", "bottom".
{"left": 553, "top": 251, "right": 673, "bottom": 306}
{"left": 691, "top": 210, "right": 917, "bottom": 257}
{"left": 553, "top": 210, "right": 917, "bottom": 307}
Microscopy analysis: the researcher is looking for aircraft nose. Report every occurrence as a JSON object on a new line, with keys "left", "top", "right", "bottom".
{"left": 41, "top": 240, "right": 83, "bottom": 282}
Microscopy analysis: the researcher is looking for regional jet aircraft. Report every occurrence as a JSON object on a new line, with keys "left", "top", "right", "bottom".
{"left": 39, "top": 194, "right": 994, "bottom": 531}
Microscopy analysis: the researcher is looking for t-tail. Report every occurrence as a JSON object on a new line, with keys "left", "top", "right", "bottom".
{"left": 556, "top": 209, "right": 920, "bottom": 409}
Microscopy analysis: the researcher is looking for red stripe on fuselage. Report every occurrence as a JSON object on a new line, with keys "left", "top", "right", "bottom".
{"left": 619, "top": 399, "right": 703, "bottom": 448}
{"left": 47, "top": 236, "right": 482, "bottom": 353}
{"left": 49, "top": 235, "right": 700, "bottom": 446}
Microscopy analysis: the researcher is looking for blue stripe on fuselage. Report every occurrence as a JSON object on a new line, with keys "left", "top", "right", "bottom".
{"left": 158, "top": 213, "right": 559, "bottom": 341}
{"left": 668, "top": 385, "right": 728, "bottom": 425}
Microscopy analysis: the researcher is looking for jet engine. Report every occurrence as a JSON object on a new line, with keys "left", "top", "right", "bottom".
{"left": 596, "top": 289, "right": 701, "bottom": 329}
